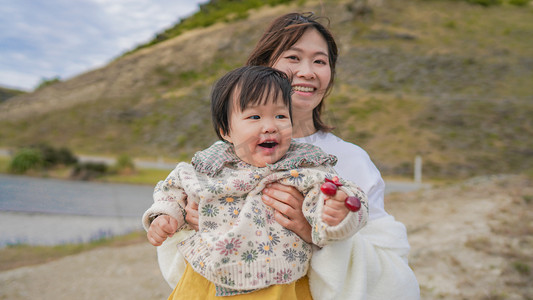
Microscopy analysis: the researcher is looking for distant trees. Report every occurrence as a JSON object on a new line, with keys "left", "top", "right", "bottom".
{"left": 35, "top": 76, "right": 61, "bottom": 90}
{"left": 126, "top": 0, "right": 296, "bottom": 55}
{"left": 8, "top": 143, "right": 137, "bottom": 181}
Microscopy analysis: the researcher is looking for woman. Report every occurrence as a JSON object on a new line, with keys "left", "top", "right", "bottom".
{"left": 161, "top": 12, "right": 419, "bottom": 299}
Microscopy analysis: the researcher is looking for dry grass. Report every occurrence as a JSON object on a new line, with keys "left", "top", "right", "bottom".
{"left": 0, "top": 231, "right": 147, "bottom": 272}
{"left": 387, "top": 174, "right": 533, "bottom": 299}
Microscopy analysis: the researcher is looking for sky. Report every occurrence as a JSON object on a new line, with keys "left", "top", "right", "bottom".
{"left": 0, "top": 0, "right": 208, "bottom": 91}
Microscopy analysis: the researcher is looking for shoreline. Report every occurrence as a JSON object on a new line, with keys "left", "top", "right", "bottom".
{"left": 0, "top": 211, "right": 142, "bottom": 248}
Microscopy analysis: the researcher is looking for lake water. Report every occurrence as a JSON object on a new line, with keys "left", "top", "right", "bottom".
{"left": 0, "top": 173, "right": 426, "bottom": 247}
{"left": 0, "top": 174, "right": 154, "bottom": 247}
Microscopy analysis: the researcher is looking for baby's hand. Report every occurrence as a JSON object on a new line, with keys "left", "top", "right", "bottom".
{"left": 321, "top": 189, "right": 350, "bottom": 227}
{"left": 147, "top": 215, "right": 178, "bottom": 246}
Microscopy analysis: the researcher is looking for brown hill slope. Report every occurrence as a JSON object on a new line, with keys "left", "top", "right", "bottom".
{"left": 1, "top": 0, "right": 532, "bottom": 178}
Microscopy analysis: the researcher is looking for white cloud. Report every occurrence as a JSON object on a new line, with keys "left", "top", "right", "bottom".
{"left": 0, "top": 0, "right": 207, "bottom": 91}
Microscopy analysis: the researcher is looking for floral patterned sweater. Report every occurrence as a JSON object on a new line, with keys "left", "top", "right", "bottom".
{"left": 142, "top": 141, "right": 368, "bottom": 292}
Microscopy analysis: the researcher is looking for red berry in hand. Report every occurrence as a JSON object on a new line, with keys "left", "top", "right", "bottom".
{"left": 345, "top": 196, "right": 361, "bottom": 212}
{"left": 325, "top": 177, "right": 343, "bottom": 187}
{"left": 320, "top": 182, "right": 338, "bottom": 196}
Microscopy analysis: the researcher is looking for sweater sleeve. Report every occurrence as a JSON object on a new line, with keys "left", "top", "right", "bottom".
{"left": 141, "top": 163, "right": 190, "bottom": 232}
{"left": 297, "top": 165, "right": 369, "bottom": 248}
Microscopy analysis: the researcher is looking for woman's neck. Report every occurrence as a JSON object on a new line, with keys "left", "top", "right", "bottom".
{"left": 292, "top": 114, "right": 317, "bottom": 138}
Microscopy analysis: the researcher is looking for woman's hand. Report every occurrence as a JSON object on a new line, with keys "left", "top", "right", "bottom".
{"left": 185, "top": 199, "right": 200, "bottom": 231}
{"left": 262, "top": 183, "right": 312, "bottom": 243}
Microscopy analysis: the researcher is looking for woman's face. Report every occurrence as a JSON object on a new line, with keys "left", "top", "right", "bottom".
{"left": 272, "top": 28, "right": 332, "bottom": 120}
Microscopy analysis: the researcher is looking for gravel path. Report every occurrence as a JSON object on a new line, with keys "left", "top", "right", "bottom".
{"left": 0, "top": 243, "right": 171, "bottom": 300}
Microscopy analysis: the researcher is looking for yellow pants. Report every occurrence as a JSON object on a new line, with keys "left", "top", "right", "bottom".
{"left": 168, "top": 263, "right": 312, "bottom": 300}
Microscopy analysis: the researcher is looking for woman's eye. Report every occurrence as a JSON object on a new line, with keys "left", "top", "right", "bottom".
{"left": 315, "top": 59, "right": 327, "bottom": 65}
{"left": 286, "top": 55, "right": 299, "bottom": 61}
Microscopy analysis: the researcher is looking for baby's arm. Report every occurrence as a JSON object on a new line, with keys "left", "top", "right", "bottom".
{"left": 142, "top": 163, "right": 191, "bottom": 245}
{"left": 297, "top": 166, "right": 368, "bottom": 248}
{"left": 321, "top": 188, "right": 350, "bottom": 227}
{"left": 147, "top": 215, "right": 178, "bottom": 246}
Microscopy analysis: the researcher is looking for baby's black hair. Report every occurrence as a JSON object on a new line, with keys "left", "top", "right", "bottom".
{"left": 211, "top": 65, "right": 293, "bottom": 141}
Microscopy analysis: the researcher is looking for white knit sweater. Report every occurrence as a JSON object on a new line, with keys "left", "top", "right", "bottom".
{"left": 142, "top": 141, "right": 368, "bottom": 291}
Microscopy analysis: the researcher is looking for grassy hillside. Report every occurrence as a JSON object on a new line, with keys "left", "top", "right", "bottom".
{"left": 0, "top": 86, "right": 25, "bottom": 103}
{"left": 0, "top": 0, "right": 532, "bottom": 179}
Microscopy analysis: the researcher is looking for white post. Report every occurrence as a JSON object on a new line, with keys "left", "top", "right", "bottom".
{"left": 414, "top": 155, "right": 422, "bottom": 184}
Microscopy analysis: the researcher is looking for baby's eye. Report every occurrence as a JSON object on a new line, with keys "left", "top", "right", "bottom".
{"left": 275, "top": 114, "right": 288, "bottom": 119}
{"left": 248, "top": 115, "right": 260, "bottom": 120}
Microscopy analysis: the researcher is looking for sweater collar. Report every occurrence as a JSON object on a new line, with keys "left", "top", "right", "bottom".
{"left": 192, "top": 140, "right": 337, "bottom": 176}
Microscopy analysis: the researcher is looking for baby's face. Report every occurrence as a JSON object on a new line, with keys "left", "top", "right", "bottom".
{"left": 222, "top": 95, "right": 292, "bottom": 167}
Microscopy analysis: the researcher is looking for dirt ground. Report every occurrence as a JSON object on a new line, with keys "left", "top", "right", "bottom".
{"left": 1, "top": 174, "right": 532, "bottom": 300}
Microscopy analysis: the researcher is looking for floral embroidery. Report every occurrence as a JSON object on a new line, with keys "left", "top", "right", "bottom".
{"left": 249, "top": 170, "right": 262, "bottom": 180}
{"left": 257, "top": 242, "right": 273, "bottom": 255}
{"left": 287, "top": 169, "right": 305, "bottom": 185}
{"left": 233, "top": 179, "right": 251, "bottom": 191}
{"left": 253, "top": 215, "right": 266, "bottom": 227}
{"left": 241, "top": 249, "right": 258, "bottom": 264}
{"left": 228, "top": 206, "right": 240, "bottom": 218}
{"left": 207, "top": 184, "right": 223, "bottom": 194}
{"left": 265, "top": 209, "right": 275, "bottom": 224}
{"left": 216, "top": 238, "right": 242, "bottom": 256}
{"left": 283, "top": 248, "right": 297, "bottom": 262}
{"left": 220, "top": 276, "right": 235, "bottom": 287}
{"left": 274, "top": 269, "right": 293, "bottom": 283}
{"left": 281, "top": 227, "right": 294, "bottom": 237}
{"left": 203, "top": 221, "right": 218, "bottom": 230}
{"left": 201, "top": 204, "right": 219, "bottom": 217}
{"left": 192, "top": 258, "right": 207, "bottom": 271}
{"left": 267, "top": 232, "right": 280, "bottom": 246}
{"left": 297, "top": 251, "right": 308, "bottom": 263}
{"left": 219, "top": 196, "right": 239, "bottom": 206}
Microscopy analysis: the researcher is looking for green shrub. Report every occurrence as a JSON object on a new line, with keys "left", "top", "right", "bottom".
{"left": 512, "top": 261, "right": 530, "bottom": 275}
{"left": 115, "top": 154, "right": 135, "bottom": 172}
{"left": 35, "top": 76, "right": 61, "bottom": 90}
{"left": 9, "top": 148, "right": 44, "bottom": 173}
{"left": 466, "top": 0, "right": 502, "bottom": 5}
{"left": 70, "top": 162, "right": 108, "bottom": 180}
{"left": 508, "top": 0, "right": 530, "bottom": 6}
{"left": 31, "top": 143, "right": 78, "bottom": 167}
{"left": 56, "top": 147, "right": 78, "bottom": 165}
